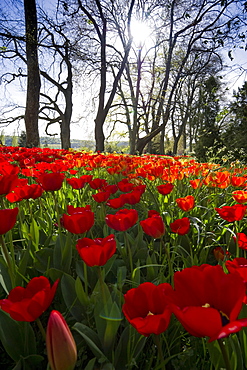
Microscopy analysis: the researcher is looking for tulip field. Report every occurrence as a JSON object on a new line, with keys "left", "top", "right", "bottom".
{"left": 2, "top": 146, "right": 247, "bottom": 369}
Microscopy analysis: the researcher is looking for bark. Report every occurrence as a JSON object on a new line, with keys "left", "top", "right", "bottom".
{"left": 24, "top": 0, "right": 40, "bottom": 147}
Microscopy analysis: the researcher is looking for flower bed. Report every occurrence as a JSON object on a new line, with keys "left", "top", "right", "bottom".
{"left": 0, "top": 146, "right": 247, "bottom": 369}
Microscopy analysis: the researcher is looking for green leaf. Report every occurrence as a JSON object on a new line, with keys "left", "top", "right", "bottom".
{"left": 84, "top": 357, "right": 96, "bottom": 370}
{"left": 34, "top": 248, "right": 53, "bottom": 274}
{"left": 12, "top": 354, "right": 44, "bottom": 370}
{"left": 75, "top": 276, "right": 90, "bottom": 306}
{"left": 30, "top": 218, "right": 39, "bottom": 251}
{"left": 0, "top": 312, "right": 36, "bottom": 361}
{"left": 61, "top": 274, "right": 84, "bottom": 321}
{"left": 0, "top": 256, "right": 11, "bottom": 293}
{"left": 102, "top": 301, "right": 122, "bottom": 352}
{"left": 53, "top": 234, "right": 72, "bottom": 273}
{"left": 73, "top": 323, "right": 107, "bottom": 363}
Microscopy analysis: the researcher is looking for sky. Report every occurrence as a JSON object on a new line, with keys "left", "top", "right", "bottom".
{"left": 0, "top": 44, "right": 246, "bottom": 141}
{"left": 0, "top": 2, "right": 246, "bottom": 141}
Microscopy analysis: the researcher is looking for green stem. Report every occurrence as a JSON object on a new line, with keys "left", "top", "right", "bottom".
{"left": 124, "top": 231, "right": 133, "bottom": 276}
{"left": 153, "top": 334, "right": 166, "bottom": 370}
{"left": 161, "top": 241, "right": 173, "bottom": 286}
{"left": 234, "top": 222, "right": 239, "bottom": 258}
{"left": 97, "top": 266, "right": 107, "bottom": 307}
{"left": 0, "top": 234, "right": 15, "bottom": 287}
{"left": 218, "top": 338, "right": 231, "bottom": 370}
{"left": 36, "top": 317, "right": 46, "bottom": 341}
{"left": 83, "top": 262, "right": 88, "bottom": 297}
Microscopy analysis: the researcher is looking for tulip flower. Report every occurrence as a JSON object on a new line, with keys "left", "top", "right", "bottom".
{"left": 122, "top": 282, "right": 173, "bottom": 336}
{"left": 117, "top": 179, "right": 134, "bottom": 192}
{"left": 36, "top": 172, "right": 65, "bottom": 191}
{"left": 233, "top": 232, "right": 247, "bottom": 250}
{"left": 106, "top": 195, "right": 126, "bottom": 209}
{"left": 122, "top": 190, "right": 142, "bottom": 205}
{"left": 170, "top": 217, "right": 190, "bottom": 235}
{"left": 6, "top": 184, "right": 43, "bottom": 202}
{"left": 215, "top": 204, "right": 247, "bottom": 222}
{"left": 66, "top": 177, "right": 87, "bottom": 189}
{"left": 61, "top": 205, "right": 94, "bottom": 234}
{"left": 213, "top": 246, "right": 230, "bottom": 261}
{"left": 105, "top": 208, "right": 138, "bottom": 231}
{"left": 226, "top": 258, "right": 247, "bottom": 303}
{"left": 92, "top": 190, "right": 111, "bottom": 203}
{"left": 140, "top": 211, "right": 165, "bottom": 239}
{"left": 89, "top": 178, "right": 108, "bottom": 190}
{"left": 157, "top": 183, "right": 174, "bottom": 195}
{"left": 76, "top": 234, "right": 116, "bottom": 266}
{"left": 0, "top": 173, "right": 20, "bottom": 195}
{"left": 232, "top": 190, "right": 247, "bottom": 204}
{"left": 176, "top": 195, "right": 195, "bottom": 212}
{"left": 0, "top": 208, "right": 19, "bottom": 234}
{"left": 0, "top": 276, "right": 59, "bottom": 321}
{"left": 46, "top": 310, "right": 77, "bottom": 370}
{"left": 170, "top": 264, "right": 247, "bottom": 342}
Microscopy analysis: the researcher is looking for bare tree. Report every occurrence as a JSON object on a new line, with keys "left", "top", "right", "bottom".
{"left": 24, "top": 0, "right": 40, "bottom": 147}
{"left": 77, "top": 0, "right": 135, "bottom": 152}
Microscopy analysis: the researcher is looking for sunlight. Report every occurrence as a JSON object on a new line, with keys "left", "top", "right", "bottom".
{"left": 130, "top": 19, "right": 152, "bottom": 47}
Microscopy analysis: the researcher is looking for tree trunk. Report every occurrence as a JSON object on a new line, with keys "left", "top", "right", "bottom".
{"left": 95, "top": 115, "right": 105, "bottom": 152}
{"left": 24, "top": 0, "right": 40, "bottom": 147}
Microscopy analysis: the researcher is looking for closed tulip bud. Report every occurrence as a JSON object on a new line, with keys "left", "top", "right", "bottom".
{"left": 46, "top": 310, "right": 77, "bottom": 370}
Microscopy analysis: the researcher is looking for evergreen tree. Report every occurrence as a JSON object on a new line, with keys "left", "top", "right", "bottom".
{"left": 18, "top": 131, "right": 27, "bottom": 147}
{"left": 222, "top": 82, "right": 247, "bottom": 162}
{"left": 194, "top": 76, "right": 223, "bottom": 162}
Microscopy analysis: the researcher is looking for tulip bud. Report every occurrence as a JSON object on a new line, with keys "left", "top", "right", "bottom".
{"left": 46, "top": 310, "right": 77, "bottom": 370}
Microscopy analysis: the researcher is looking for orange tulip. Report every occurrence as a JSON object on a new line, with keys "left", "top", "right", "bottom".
{"left": 232, "top": 190, "right": 247, "bottom": 204}
{"left": 176, "top": 195, "right": 195, "bottom": 212}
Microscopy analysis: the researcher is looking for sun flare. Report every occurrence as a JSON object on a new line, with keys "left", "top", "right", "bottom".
{"left": 130, "top": 19, "right": 152, "bottom": 46}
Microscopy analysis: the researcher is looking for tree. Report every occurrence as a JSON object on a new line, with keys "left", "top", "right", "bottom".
{"left": 0, "top": 1, "right": 76, "bottom": 149}
{"left": 193, "top": 76, "right": 224, "bottom": 161}
{"left": 117, "top": 0, "right": 243, "bottom": 154}
{"left": 222, "top": 82, "right": 247, "bottom": 161}
{"left": 76, "top": 0, "right": 135, "bottom": 152}
{"left": 24, "top": 0, "right": 40, "bottom": 147}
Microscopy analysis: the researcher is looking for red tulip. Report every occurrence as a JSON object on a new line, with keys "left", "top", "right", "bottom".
{"left": 103, "top": 184, "right": 118, "bottom": 194}
{"left": 92, "top": 190, "right": 111, "bottom": 203}
{"left": 6, "top": 184, "right": 43, "bottom": 202}
{"left": 66, "top": 177, "right": 86, "bottom": 190}
{"left": 170, "top": 264, "right": 247, "bottom": 342}
{"left": 105, "top": 208, "right": 138, "bottom": 231}
{"left": 140, "top": 212, "right": 165, "bottom": 238}
{"left": 36, "top": 172, "right": 65, "bottom": 191}
{"left": 0, "top": 208, "right": 19, "bottom": 234}
{"left": 117, "top": 179, "right": 134, "bottom": 192}
{"left": 122, "top": 190, "right": 142, "bottom": 205}
{"left": 76, "top": 234, "right": 116, "bottom": 266}
{"left": 170, "top": 217, "right": 190, "bottom": 235}
{"left": 226, "top": 258, "right": 247, "bottom": 303}
{"left": 46, "top": 310, "right": 77, "bottom": 370}
{"left": 233, "top": 232, "right": 247, "bottom": 250}
{"left": 215, "top": 204, "right": 247, "bottom": 222}
{"left": 106, "top": 195, "right": 126, "bottom": 209}
{"left": 0, "top": 276, "right": 59, "bottom": 322}
{"left": 157, "top": 183, "right": 174, "bottom": 195}
{"left": 89, "top": 178, "right": 108, "bottom": 190}
{"left": 0, "top": 174, "right": 20, "bottom": 195}
{"left": 176, "top": 195, "right": 195, "bottom": 212}
{"left": 61, "top": 205, "right": 94, "bottom": 234}
{"left": 122, "top": 282, "right": 173, "bottom": 336}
